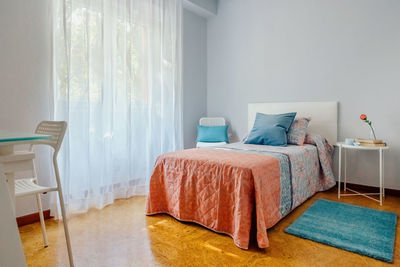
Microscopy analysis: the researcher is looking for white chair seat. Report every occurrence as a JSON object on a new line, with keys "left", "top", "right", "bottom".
{"left": 15, "top": 178, "right": 57, "bottom": 198}
{"left": 196, "top": 142, "right": 227, "bottom": 148}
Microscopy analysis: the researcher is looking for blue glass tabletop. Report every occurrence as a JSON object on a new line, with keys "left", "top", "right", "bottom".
{"left": 0, "top": 132, "right": 52, "bottom": 143}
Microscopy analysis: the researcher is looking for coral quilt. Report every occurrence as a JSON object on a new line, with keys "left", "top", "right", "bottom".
{"left": 146, "top": 135, "right": 335, "bottom": 249}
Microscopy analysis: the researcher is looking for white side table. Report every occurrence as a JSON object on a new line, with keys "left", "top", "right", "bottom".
{"left": 336, "top": 142, "right": 389, "bottom": 206}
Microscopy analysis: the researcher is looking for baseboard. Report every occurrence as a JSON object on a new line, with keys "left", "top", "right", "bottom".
{"left": 16, "top": 210, "right": 52, "bottom": 227}
{"left": 337, "top": 182, "right": 400, "bottom": 197}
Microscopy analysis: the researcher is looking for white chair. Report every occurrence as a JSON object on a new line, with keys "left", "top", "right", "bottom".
{"left": 196, "top": 117, "right": 228, "bottom": 148}
{"left": 15, "top": 121, "right": 74, "bottom": 267}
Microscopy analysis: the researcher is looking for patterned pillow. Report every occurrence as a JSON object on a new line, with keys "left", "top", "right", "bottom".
{"left": 287, "top": 117, "right": 311, "bottom": 145}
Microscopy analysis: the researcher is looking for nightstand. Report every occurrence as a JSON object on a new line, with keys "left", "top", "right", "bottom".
{"left": 336, "top": 142, "right": 389, "bottom": 206}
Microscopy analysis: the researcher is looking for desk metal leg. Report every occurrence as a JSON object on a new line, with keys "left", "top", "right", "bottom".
{"left": 382, "top": 151, "right": 385, "bottom": 198}
{"left": 379, "top": 149, "right": 383, "bottom": 206}
{"left": 338, "top": 145, "right": 342, "bottom": 199}
{"left": 344, "top": 148, "right": 347, "bottom": 191}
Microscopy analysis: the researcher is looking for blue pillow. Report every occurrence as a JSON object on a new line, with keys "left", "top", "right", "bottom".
{"left": 245, "top": 126, "right": 288, "bottom": 146}
{"left": 244, "top": 112, "right": 297, "bottom": 146}
{"left": 252, "top": 112, "right": 297, "bottom": 132}
{"left": 197, "top": 125, "right": 229, "bottom": 143}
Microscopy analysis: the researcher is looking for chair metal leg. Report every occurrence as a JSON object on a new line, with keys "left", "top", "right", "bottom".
{"left": 52, "top": 153, "right": 74, "bottom": 267}
{"left": 35, "top": 193, "right": 49, "bottom": 248}
{"left": 57, "top": 189, "right": 74, "bottom": 267}
{"left": 338, "top": 145, "right": 342, "bottom": 199}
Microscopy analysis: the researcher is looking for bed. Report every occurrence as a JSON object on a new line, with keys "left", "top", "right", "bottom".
{"left": 146, "top": 102, "right": 338, "bottom": 249}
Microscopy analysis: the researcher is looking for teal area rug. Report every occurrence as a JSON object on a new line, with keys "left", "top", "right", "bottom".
{"left": 285, "top": 199, "right": 397, "bottom": 263}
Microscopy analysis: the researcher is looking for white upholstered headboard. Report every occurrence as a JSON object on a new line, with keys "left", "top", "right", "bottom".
{"left": 248, "top": 102, "right": 338, "bottom": 144}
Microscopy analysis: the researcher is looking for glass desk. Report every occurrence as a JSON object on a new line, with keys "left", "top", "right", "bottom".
{"left": 0, "top": 132, "right": 51, "bottom": 267}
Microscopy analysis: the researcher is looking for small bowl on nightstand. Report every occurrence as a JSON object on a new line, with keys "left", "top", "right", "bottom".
{"left": 344, "top": 138, "right": 355, "bottom": 146}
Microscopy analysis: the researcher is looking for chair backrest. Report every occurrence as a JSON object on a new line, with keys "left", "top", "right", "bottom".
{"left": 199, "top": 117, "right": 226, "bottom": 127}
{"left": 34, "top": 121, "right": 67, "bottom": 153}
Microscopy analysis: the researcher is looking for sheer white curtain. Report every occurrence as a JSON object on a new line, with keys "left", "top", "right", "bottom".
{"left": 52, "top": 0, "right": 182, "bottom": 215}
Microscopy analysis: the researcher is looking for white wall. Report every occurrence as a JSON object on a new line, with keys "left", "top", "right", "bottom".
{"left": 183, "top": 10, "right": 208, "bottom": 148}
{"left": 207, "top": 0, "right": 400, "bottom": 189}
{"left": 0, "top": 0, "right": 53, "bottom": 217}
